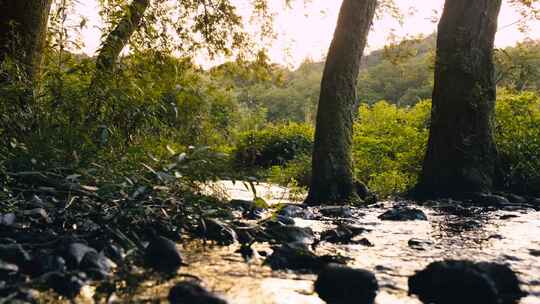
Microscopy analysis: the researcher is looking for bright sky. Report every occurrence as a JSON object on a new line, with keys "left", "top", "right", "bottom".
{"left": 75, "top": 0, "right": 540, "bottom": 68}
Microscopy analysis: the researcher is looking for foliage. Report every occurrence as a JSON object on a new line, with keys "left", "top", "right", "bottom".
{"left": 233, "top": 122, "right": 313, "bottom": 169}
{"left": 495, "top": 39, "right": 540, "bottom": 92}
{"left": 353, "top": 101, "right": 431, "bottom": 197}
{"left": 495, "top": 90, "right": 540, "bottom": 194}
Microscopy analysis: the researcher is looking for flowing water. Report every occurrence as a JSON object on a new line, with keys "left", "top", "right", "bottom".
{"left": 130, "top": 181, "right": 540, "bottom": 304}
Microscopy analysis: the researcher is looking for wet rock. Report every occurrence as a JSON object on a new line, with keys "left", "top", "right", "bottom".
{"left": 357, "top": 238, "right": 374, "bottom": 247}
{"left": 103, "top": 243, "right": 126, "bottom": 263}
{"left": 0, "top": 286, "right": 38, "bottom": 304}
{"left": 499, "top": 214, "right": 519, "bottom": 220}
{"left": 22, "top": 208, "right": 51, "bottom": 223}
{"left": 315, "top": 264, "right": 378, "bottom": 304}
{"left": 378, "top": 207, "right": 427, "bottom": 221}
{"left": 266, "top": 225, "right": 314, "bottom": 244}
{"left": 236, "top": 243, "right": 257, "bottom": 263}
{"left": 0, "top": 260, "right": 19, "bottom": 279}
{"left": 319, "top": 224, "right": 369, "bottom": 244}
{"left": 408, "top": 238, "right": 433, "bottom": 250}
{"left": 529, "top": 249, "right": 540, "bottom": 257}
{"left": 234, "top": 227, "right": 256, "bottom": 245}
{"left": 475, "top": 262, "right": 527, "bottom": 304}
{"left": 144, "top": 233, "right": 183, "bottom": 273}
{"left": 0, "top": 213, "right": 16, "bottom": 226}
{"left": 470, "top": 193, "right": 511, "bottom": 206}
{"left": 278, "top": 205, "right": 314, "bottom": 219}
{"left": 29, "top": 254, "right": 67, "bottom": 276}
{"left": 0, "top": 244, "right": 32, "bottom": 269}
{"left": 275, "top": 215, "right": 295, "bottom": 225}
{"left": 504, "top": 193, "right": 527, "bottom": 204}
{"left": 80, "top": 251, "right": 114, "bottom": 279}
{"left": 168, "top": 281, "right": 227, "bottom": 304}
{"left": 199, "top": 218, "right": 238, "bottom": 245}
{"left": 354, "top": 181, "right": 370, "bottom": 200}
{"left": 230, "top": 199, "right": 257, "bottom": 210}
{"left": 265, "top": 242, "right": 321, "bottom": 271}
{"left": 64, "top": 243, "right": 97, "bottom": 269}
{"left": 45, "top": 272, "right": 87, "bottom": 299}
{"left": 319, "top": 206, "right": 354, "bottom": 218}
{"left": 409, "top": 260, "right": 525, "bottom": 304}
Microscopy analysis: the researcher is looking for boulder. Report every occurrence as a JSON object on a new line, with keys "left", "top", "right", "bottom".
{"left": 144, "top": 234, "right": 183, "bottom": 273}
{"left": 168, "top": 281, "right": 227, "bottom": 304}
{"left": 408, "top": 260, "right": 525, "bottom": 304}
{"left": 315, "top": 264, "right": 378, "bottom": 304}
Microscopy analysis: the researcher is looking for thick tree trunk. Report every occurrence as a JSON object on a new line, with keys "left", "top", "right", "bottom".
{"left": 92, "top": 0, "right": 150, "bottom": 80}
{"left": 305, "top": 0, "right": 377, "bottom": 205}
{"left": 0, "top": 0, "right": 53, "bottom": 81}
{"left": 414, "top": 0, "right": 502, "bottom": 198}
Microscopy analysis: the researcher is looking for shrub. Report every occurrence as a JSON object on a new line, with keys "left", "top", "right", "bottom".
{"left": 234, "top": 123, "right": 314, "bottom": 168}
{"left": 353, "top": 100, "right": 431, "bottom": 197}
{"left": 495, "top": 91, "right": 540, "bottom": 194}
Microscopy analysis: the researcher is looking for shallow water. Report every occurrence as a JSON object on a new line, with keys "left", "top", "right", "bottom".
{"left": 132, "top": 182, "right": 540, "bottom": 304}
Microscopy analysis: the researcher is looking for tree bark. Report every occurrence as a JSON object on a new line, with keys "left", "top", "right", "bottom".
{"left": 414, "top": 0, "right": 502, "bottom": 198}
{"left": 92, "top": 0, "right": 150, "bottom": 79}
{"left": 305, "top": 0, "right": 377, "bottom": 205}
{"left": 0, "top": 0, "right": 53, "bottom": 81}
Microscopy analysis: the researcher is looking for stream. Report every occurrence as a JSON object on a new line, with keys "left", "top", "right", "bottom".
{"left": 127, "top": 181, "right": 540, "bottom": 304}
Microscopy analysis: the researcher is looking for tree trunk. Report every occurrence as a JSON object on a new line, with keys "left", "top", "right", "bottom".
{"left": 0, "top": 0, "right": 53, "bottom": 81}
{"left": 92, "top": 0, "right": 150, "bottom": 80}
{"left": 305, "top": 0, "right": 377, "bottom": 205}
{"left": 414, "top": 0, "right": 502, "bottom": 198}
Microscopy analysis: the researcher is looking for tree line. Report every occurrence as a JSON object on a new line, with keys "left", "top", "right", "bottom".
{"left": 1, "top": 0, "right": 539, "bottom": 204}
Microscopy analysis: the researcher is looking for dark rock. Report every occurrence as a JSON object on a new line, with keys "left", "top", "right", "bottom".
{"left": 168, "top": 281, "right": 227, "bottom": 304}
{"left": 470, "top": 193, "right": 511, "bottom": 206}
{"left": 354, "top": 181, "right": 370, "bottom": 200}
{"left": 0, "top": 260, "right": 19, "bottom": 279}
{"left": 266, "top": 225, "right": 314, "bottom": 244}
{"left": 144, "top": 233, "right": 183, "bottom": 273}
{"left": 243, "top": 208, "right": 265, "bottom": 220}
{"left": 28, "top": 254, "right": 67, "bottom": 276}
{"left": 409, "top": 260, "right": 525, "bottom": 304}
{"left": 475, "top": 262, "right": 526, "bottom": 304}
{"left": 408, "top": 238, "right": 433, "bottom": 250}
{"left": 0, "top": 244, "right": 32, "bottom": 269}
{"left": 103, "top": 243, "right": 126, "bottom": 263}
{"left": 278, "top": 205, "right": 314, "bottom": 219}
{"left": 504, "top": 193, "right": 527, "bottom": 204}
{"left": 199, "top": 219, "right": 238, "bottom": 245}
{"left": 236, "top": 243, "right": 256, "bottom": 263}
{"left": 230, "top": 199, "right": 256, "bottom": 210}
{"left": 319, "top": 224, "right": 369, "bottom": 245}
{"left": 0, "top": 213, "right": 16, "bottom": 226}
{"left": 529, "top": 249, "right": 540, "bottom": 257}
{"left": 315, "top": 263, "right": 378, "bottom": 304}
{"left": 64, "top": 243, "right": 97, "bottom": 269}
{"left": 264, "top": 242, "right": 322, "bottom": 271}
{"left": 499, "top": 214, "right": 519, "bottom": 220}
{"left": 275, "top": 215, "right": 295, "bottom": 226}
{"left": 234, "top": 227, "right": 255, "bottom": 245}
{"left": 0, "top": 286, "right": 37, "bottom": 304}
{"left": 357, "top": 238, "right": 374, "bottom": 247}
{"left": 46, "top": 272, "right": 87, "bottom": 299}
{"left": 22, "top": 208, "right": 51, "bottom": 223}
{"left": 320, "top": 206, "right": 354, "bottom": 218}
{"left": 378, "top": 207, "right": 427, "bottom": 221}
{"left": 80, "top": 251, "right": 114, "bottom": 278}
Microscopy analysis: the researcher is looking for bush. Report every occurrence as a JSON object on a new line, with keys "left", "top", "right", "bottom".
{"left": 234, "top": 123, "right": 314, "bottom": 168}
{"left": 353, "top": 101, "right": 431, "bottom": 197}
{"left": 495, "top": 91, "right": 540, "bottom": 194}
